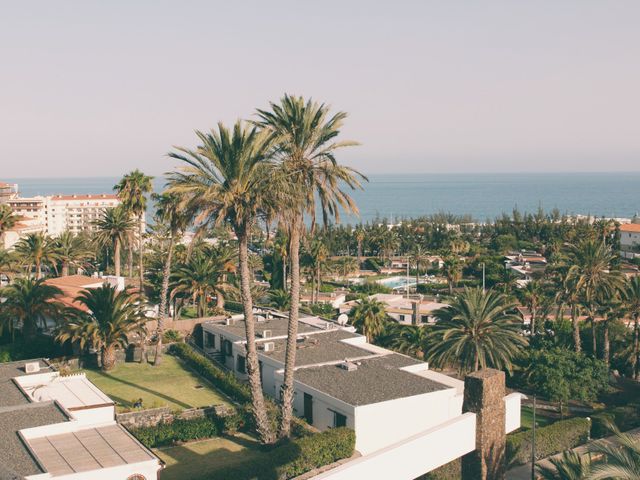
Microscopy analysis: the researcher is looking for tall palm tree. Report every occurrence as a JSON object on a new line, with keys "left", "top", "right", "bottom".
{"left": 167, "top": 121, "right": 277, "bottom": 444}
{"left": 115, "top": 170, "right": 154, "bottom": 294}
{"left": 93, "top": 206, "right": 134, "bottom": 277}
{"left": 152, "top": 192, "right": 190, "bottom": 365}
{"left": 557, "top": 271, "right": 583, "bottom": 352}
{"left": 56, "top": 284, "right": 146, "bottom": 371}
{"left": 0, "top": 204, "right": 18, "bottom": 246}
{"left": 255, "top": 94, "right": 365, "bottom": 438}
{"left": 598, "top": 294, "right": 626, "bottom": 368}
{"left": 304, "top": 239, "right": 329, "bottom": 303}
{"left": 624, "top": 276, "right": 640, "bottom": 380}
{"left": 426, "top": 287, "right": 527, "bottom": 373}
{"left": 567, "top": 239, "right": 624, "bottom": 357}
{"left": 0, "top": 248, "right": 16, "bottom": 283}
{"left": 349, "top": 297, "right": 388, "bottom": 343}
{"left": 273, "top": 233, "right": 289, "bottom": 292}
{"left": 54, "top": 231, "right": 94, "bottom": 277}
{"left": 354, "top": 227, "right": 365, "bottom": 268}
{"left": 409, "top": 245, "right": 429, "bottom": 289}
{"left": 14, "top": 233, "right": 58, "bottom": 279}
{"left": 1, "top": 277, "right": 63, "bottom": 339}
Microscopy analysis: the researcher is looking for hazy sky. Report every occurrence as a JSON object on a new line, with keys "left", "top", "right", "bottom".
{"left": 2, "top": 1, "right": 640, "bottom": 177}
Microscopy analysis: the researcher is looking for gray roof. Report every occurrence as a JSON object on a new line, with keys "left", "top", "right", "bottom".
{"left": 0, "top": 360, "right": 53, "bottom": 408}
{"left": 212, "top": 315, "right": 318, "bottom": 339}
{"left": 0, "top": 402, "right": 69, "bottom": 478}
{"left": 260, "top": 330, "right": 375, "bottom": 366}
{"left": 294, "top": 354, "right": 450, "bottom": 406}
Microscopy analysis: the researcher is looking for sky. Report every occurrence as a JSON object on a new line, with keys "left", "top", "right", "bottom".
{"left": 2, "top": 1, "right": 640, "bottom": 177}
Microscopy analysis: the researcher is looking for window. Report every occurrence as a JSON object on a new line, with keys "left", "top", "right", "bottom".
{"left": 223, "top": 340, "right": 232, "bottom": 356}
{"left": 303, "top": 393, "right": 313, "bottom": 424}
{"left": 205, "top": 333, "right": 216, "bottom": 349}
{"left": 331, "top": 410, "right": 347, "bottom": 428}
{"left": 399, "top": 314, "right": 405, "bottom": 322}
{"left": 236, "top": 355, "right": 246, "bottom": 374}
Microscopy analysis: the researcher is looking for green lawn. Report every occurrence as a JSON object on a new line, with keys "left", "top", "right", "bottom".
{"left": 520, "top": 405, "right": 555, "bottom": 430}
{"left": 84, "top": 355, "right": 230, "bottom": 412}
{"left": 154, "top": 434, "right": 266, "bottom": 480}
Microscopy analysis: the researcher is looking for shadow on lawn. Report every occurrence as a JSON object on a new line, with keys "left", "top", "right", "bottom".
{"left": 90, "top": 369, "right": 191, "bottom": 409}
{"left": 159, "top": 437, "right": 302, "bottom": 480}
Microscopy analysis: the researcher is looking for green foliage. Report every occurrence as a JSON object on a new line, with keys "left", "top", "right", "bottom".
{"left": 202, "top": 427, "right": 355, "bottom": 480}
{"left": 168, "top": 343, "right": 251, "bottom": 404}
{"left": 363, "top": 257, "right": 382, "bottom": 272}
{"left": 591, "top": 404, "right": 640, "bottom": 439}
{"left": 350, "top": 280, "right": 391, "bottom": 295}
{"left": 507, "top": 417, "right": 591, "bottom": 466}
{"left": 132, "top": 417, "right": 219, "bottom": 448}
{"left": 522, "top": 347, "right": 609, "bottom": 404}
{"left": 163, "top": 329, "right": 183, "bottom": 343}
{"left": 421, "top": 458, "right": 461, "bottom": 479}
{"left": 308, "top": 303, "right": 335, "bottom": 317}
{"left": 0, "top": 336, "right": 62, "bottom": 363}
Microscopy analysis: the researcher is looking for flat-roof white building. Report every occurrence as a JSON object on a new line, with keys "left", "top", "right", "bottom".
{"left": 200, "top": 309, "right": 521, "bottom": 477}
{"left": 0, "top": 359, "right": 162, "bottom": 480}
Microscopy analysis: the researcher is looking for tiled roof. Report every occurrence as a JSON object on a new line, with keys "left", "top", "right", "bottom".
{"left": 621, "top": 223, "right": 640, "bottom": 233}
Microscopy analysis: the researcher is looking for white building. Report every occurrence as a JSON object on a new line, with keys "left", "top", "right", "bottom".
{"left": 0, "top": 359, "right": 162, "bottom": 480}
{"left": 620, "top": 223, "right": 640, "bottom": 259}
{"left": 340, "top": 293, "right": 448, "bottom": 325}
{"left": 200, "top": 310, "right": 521, "bottom": 477}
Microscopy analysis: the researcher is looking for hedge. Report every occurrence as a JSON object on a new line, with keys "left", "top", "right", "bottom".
{"left": 203, "top": 427, "right": 356, "bottom": 480}
{"left": 420, "top": 458, "right": 460, "bottom": 479}
{"left": 168, "top": 343, "right": 251, "bottom": 404}
{"left": 507, "top": 417, "right": 590, "bottom": 466}
{"left": 132, "top": 417, "right": 219, "bottom": 448}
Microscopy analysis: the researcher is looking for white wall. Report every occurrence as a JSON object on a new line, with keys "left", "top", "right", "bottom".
{"left": 26, "top": 459, "right": 161, "bottom": 480}
{"left": 504, "top": 392, "right": 522, "bottom": 434}
{"left": 354, "top": 387, "right": 460, "bottom": 455}
{"left": 312, "top": 413, "right": 477, "bottom": 480}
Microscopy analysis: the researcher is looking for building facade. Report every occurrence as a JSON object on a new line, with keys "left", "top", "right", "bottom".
{"left": 620, "top": 223, "right": 640, "bottom": 259}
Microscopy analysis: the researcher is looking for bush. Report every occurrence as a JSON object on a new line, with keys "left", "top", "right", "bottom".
{"left": 363, "top": 257, "right": 382, "bottom": 272}
{"left": 350, "top": 280, "right": 391, "bottom": 295}
{"left": 591, "top": 404, "right": 640, "bottom": 439}
{"left": 168, "top": 343, "right": 251, "bottom": 404}
{"left": 507, "top": 417, "right": 590, "bottom": 466}
{"left": 204, "top": 427, "right": 356, "bottom": 480}
{"left": 163, "top": 329, "right": 183, "bottom": 343}
{"left": 131, "top": 417, "right": 219, "bottom": 448}
{"left": 420, "top": 458, "right": 460, "bottom": 479}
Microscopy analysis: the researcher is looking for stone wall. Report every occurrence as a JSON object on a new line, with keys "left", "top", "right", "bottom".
{"left": 116, "top": 404, "right": 233, "bottom": 429}
{"left": 144, "top": 316, "right": 226, "bottom": 336}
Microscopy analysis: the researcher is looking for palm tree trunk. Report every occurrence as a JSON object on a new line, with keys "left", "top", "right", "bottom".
{"left": 155, "top": 235, "right": 174, "bottom": 366}
{"left": 114, "top": 238, "right": 121, "bottom": 277}
{"left": 571, "top": 305, "right": 581, "bottom": 353}
{"left": 474, "top": 349, "right": 479, "bottom": 372}
{"left": 61, "top": 261, "right": 69, "bottom": 277}
{"left": 128, "top": 232, "right": 134, "bottom": 277}
{"left": 36, "top": 259, "right": 42, "bottom": 280}
{"left": 531, "top": 305, "right": 537, "bottom": 337}
{"left": 282, "top": 259, "right": 287, "bottom": 292}
{"left": 279, "top": 215, "right": 302, "bottom": 439}
{"left": 238, "top": 226, "right": 274, "bottom": 444}
{"left": 138, "top": 214, "right": 144, "bottom": 296}
{"left": 633, "top": 315, "right": 639, "bottom": 380}
{"left": 101, "top": 346, "right": 117, "bottom": 371}
{"left": 591, "top": 317, "right": 597, "bottom": 357}
{"left": 603, "top": 321, "right": 610, "bottom": 368}
{"left": 357, "top": 240, "right": 362, "bottom": 268}
{"left": 310, "top": 270, "right": 315, "bottom": 304}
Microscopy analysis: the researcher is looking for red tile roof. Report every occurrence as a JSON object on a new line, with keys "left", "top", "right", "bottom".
{"left": 620, "top": 223, "right": 640, "bottom": 233}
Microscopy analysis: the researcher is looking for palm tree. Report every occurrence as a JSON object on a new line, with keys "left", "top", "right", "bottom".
{"left": 269, "top": 289, "right": 291, "bottom": 310}
{"left": 536, "top": 450, "right": 591, "bottom": 480}
{"left": 0, "top": 204, "right": 18, "bottom": 246}
{"left": 167, "top": 121, "right": 277, "bottom": 444}
{"left": 567, "top": 239, "right": 624, "bottom": 357}
{"left": 56, "top": 284, "right": 146, "bottom": 371}
{"left": 1, "top": 277, "right": 63, "bottom": 339}
{"left": 426, "top": 287, "right": 527, "bottom": 373}
{"left": 0, "top": 248, "right": 16, "bottom": 283}
{"left": 409, "top": 245, "right": 429, "bottom": 289}
{"left": 93, "top": 206, "right": 134, "bottom": 277}
{"left": 115, "top": 170, "right": 154, "bottom": 294}
{"left": 54, "top": 231, "right": 94, "bottom": 277}
{"left": 152, "top": 192, "right": 190, "bottom": 365}
{"left": 557, "top": 271, "right": 584, "bottom": 352}
{"left": 517, "top": 280, "right": 545, "bottom": 337}
{"left": 273, "top": 234, "right": 289, "bottom": 292}
{"left": 379, "top": 322, "right": 429, "bottom": 359}
{"left": 350, "top": 297, "right": 388, "bottom": 343}
{"left": 334, "top": 255, "right": 359, "bottom": 279}
{"left": 255, "top": 94, "right": 365, "bottom": 439}
{"left": 588, "top": 427, "right": 640, "bottom": 479}
{"left": 354, "top": 227, "right": 365, "bottom": 268}
{"left": 304, "top": 239, "right": 329, "bottom": 303}
{"left": 170, "top": 250, "right": 221, "bottom": 318}
{"left": 442, "top": 254, "right": 463, "bottom": 295}
{"left": 14, "top": 233, "right": 58, "bottom": 279}
{"left": 624, "top": 276, "right": 640, "bottom": 380}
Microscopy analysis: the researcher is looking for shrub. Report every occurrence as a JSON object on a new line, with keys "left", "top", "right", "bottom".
{"left": 168, "top": 343, "right": 251, "bottom": 404}
{"left": 363, "top": 257, "right": 382, "bottom": 272}
{"left": 507, "top": 417, "right": 590, "bottom": 466}
{"left": 163, "top": 329, "right": 183, "bottom": 343}
{"left": 131, "top": 417, "right": 219, "bottom": 448}
{"left": 204, "top": 427, "right": 356, "bottom": 480}
{"left": 421, "top": 458, "right": 460, "bottom": 479}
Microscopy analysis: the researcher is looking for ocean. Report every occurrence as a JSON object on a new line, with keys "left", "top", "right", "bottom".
{"left": 5, "top": 172, "right": 639, "bottom": 224}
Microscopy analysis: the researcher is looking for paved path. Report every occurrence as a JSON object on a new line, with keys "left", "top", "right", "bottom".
{"left": 506, "top": 427, "right": 640, "bottom": 480}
